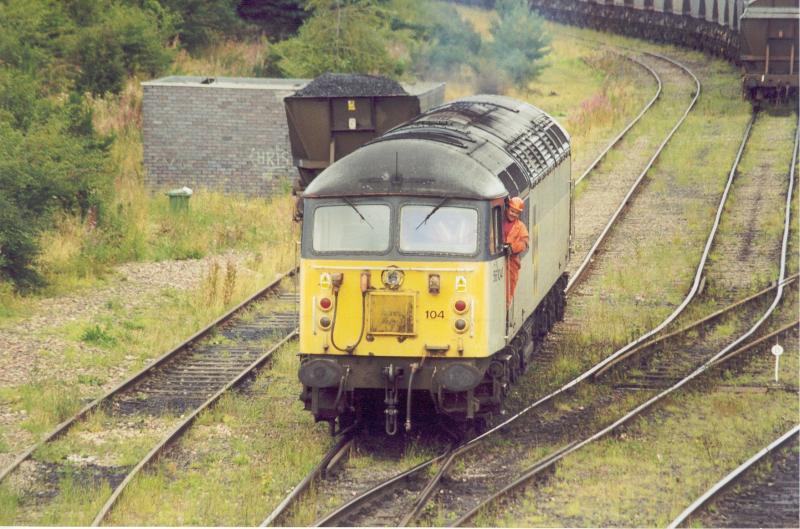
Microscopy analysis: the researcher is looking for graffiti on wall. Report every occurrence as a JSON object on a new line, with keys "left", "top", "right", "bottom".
{"left": 248, "top": 145, "right": 293, "bottom": 170}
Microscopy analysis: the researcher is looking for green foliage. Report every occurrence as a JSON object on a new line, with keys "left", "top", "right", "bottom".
{"left": 486, "top": 0, "right": 550, "bottom": 86}
{"left": 237, "top": 0, "right": 308, "bottom": 41}
{"left": 0, "top": 0, "right": 176, "bottom": 96}
{"left": 0, "top": 0, "right": 177, "bottom": 291}
{"left": 0, "top": 87, "right": 111, "bottom": 289}
{"left": 75, "top": 4, "right": 175, "bottom": 94}
{"left": 408, "top": 1, "right": 482, "bottom": 77}
{"left": 268, "top": 0, "right": 405, "bottom": 77}
{"left": 162, "top": 0, "right": 245, "bottom": 51}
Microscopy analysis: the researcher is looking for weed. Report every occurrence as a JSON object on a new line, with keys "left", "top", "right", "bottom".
{"left": 223, "top": 259, "right": 237, "bottom": 306}
{"left": 0, "top": 485, "right": 20, "bottom": 524}
{"left": 0, "top": 379, "right": 83, "bottom": 437}
{"left": 80, "top": 324, "right": 117, "bottom": 347}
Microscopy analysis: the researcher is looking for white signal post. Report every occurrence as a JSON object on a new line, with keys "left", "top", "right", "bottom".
{"left": 771, "top": 344, "right": 784, "bottom": 383}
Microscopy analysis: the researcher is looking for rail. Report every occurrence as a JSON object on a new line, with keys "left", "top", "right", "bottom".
{"left": 667, "top": 425, "right": 800, "bottom": 528}
{"left": 574, "top": 54, "right": 662, "bottom": 186}
{"left": 92, "top": 329, "right": 299, "bottom": 526}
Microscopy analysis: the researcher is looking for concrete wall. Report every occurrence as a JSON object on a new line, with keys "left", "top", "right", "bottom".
{"left": 142, "top": 77, "right": 306, "bottom": 196}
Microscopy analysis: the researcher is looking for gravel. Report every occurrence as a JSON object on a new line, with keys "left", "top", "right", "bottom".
{"left": 294, "top": 73, "right": 408, "bottom": 97}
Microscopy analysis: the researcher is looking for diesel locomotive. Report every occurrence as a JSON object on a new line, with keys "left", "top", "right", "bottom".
{"left": 529, "top": 0, "right": 800, "bottom": 100}
{"left": 296, "top": 95, "right": 571, "bottom": 434}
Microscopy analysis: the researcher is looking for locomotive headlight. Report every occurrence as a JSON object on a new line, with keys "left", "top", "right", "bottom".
{"left": 454, "top": 318, "right": 468, "bottom": 333}
{"left": 381, "top": 268, "right": 404, "bottom": 290}
{"left": 319, "top": 316, "right": 332, "bottom": 329}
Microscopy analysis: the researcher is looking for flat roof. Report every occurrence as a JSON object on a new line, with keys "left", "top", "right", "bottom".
{"left": 142, "top": 76, "right": 444, "bottom": 95}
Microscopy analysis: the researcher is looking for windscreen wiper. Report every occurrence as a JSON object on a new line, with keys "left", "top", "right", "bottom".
{"left": 343, "top": 197, "right": 374, "bottom": 229}
{"left": 415, "top": 196, "right": 449, "bottom": 230}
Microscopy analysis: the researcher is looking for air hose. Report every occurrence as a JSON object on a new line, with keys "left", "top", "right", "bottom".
{"left": 330, "top": 288, "right": 367, "bottom": 353}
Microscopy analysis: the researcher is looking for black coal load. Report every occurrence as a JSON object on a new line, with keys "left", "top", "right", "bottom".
{"left": 294, "top": 73, "right": 408, "bottom": 97}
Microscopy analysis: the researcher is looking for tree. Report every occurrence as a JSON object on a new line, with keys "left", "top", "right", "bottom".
{"left": 486, "top": 0, "right": 550, "bottom": 86}
{"left": 161, "top": 0, "right": 245, "bottom": 50}
{"left": 237, "top": 0, "right": 308, "bottom": 41}
{"left": 409, "top": 2, "right": 482, "bottom": 78}
{"left": 268, "top": 0, "right": 404, "bottom": 78}
{"left": 74, "top": 4, "right": 175, "bottom": 94}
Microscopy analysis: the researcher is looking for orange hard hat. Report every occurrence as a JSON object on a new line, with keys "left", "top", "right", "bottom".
{"left": 508, "top": 197, "right": 524, "bottom": 213}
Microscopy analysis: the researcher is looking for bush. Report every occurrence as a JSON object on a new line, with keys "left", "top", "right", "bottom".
{"left": 0, "top": 90, "right": 112, "bottom": 289}
{"left": 75, "top": 4, "right": 175, "bottom": 95}
{"left": 409, "top": 2, "right": 482, "bottom": 78}
{"left": 485, "top": 0, "right": 550, "bottom": 86}
{"left": 161, "top": 0, "right": 245, "bottom": 51}
{"left": 0, "top": 193, "right": 42, "bottom": 291}
{"left": 268, "top": 0, "right": 404, "bottom": 78}
{"left": 237, "top": 0, "right": 308, "bottom": 41}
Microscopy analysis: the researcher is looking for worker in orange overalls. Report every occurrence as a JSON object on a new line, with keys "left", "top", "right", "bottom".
{"left": 503, "top": 197, "right": 529, "bottom": 308}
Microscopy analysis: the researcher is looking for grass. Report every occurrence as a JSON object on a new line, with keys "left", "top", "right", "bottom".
{"left": 0, "top": 378, "right": 84, "bottom": 438}
{"left": 1, "top": 281, "right": 299, "bottom": 525}
{"left": 1, "top": 473, "right": 112, "bottom": 526}
{"left": 32, "top": 410, "right": 173, "bottom": 468}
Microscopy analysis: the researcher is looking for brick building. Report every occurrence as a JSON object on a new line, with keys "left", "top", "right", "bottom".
{"left": 142, "top": 76, "right": 305, "bottom": 196}
{"left": 142, "top": 76, "right": 445, "bottom": 197}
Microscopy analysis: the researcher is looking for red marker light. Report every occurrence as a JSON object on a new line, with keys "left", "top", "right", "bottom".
{"left": 320, "top": 297, "right": 332, "bottom": 310}
{"left": 454, "top": 300, "right": 467, "bottom": 313}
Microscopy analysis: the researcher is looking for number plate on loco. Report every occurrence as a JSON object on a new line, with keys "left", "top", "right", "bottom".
{"left": 367, "top": 291, "right": 417, "bottom": 336}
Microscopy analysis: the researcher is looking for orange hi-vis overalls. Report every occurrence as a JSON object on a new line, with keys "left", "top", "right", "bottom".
{"left": 503, "top": 218, "right": 529, "bottom": 307}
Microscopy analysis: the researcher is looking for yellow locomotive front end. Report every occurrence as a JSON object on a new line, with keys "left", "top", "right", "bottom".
{"left": 298, "top": 197, "right": 509, "bottom": 434}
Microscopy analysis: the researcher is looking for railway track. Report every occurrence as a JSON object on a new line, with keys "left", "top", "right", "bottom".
{"left": 265, "top": 50, "right": 705, "bottom": 527}
{"left": 566, "top": 49, "right": 701, "bottom": 295}
{"left": 441, "top": 114, "right": 799, "bottom": 526}
{"left": 274, "top": 100, "right": 797, "bottom": 526}
{"left": 668, "top": 425, "right": 800, "bottom": 528}
{"left": 0, "top": 269, "right": 299, "bottom": 525}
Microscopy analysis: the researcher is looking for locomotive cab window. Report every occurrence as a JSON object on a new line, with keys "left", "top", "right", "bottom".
{"left": 490, "top": 205, "right": 503, "bottom": 255}
{"left": 312, "top": 203, "right": 390, "bottom": 253}
{"left": 399, "top": 205, "right": 478, "bottom": 255}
